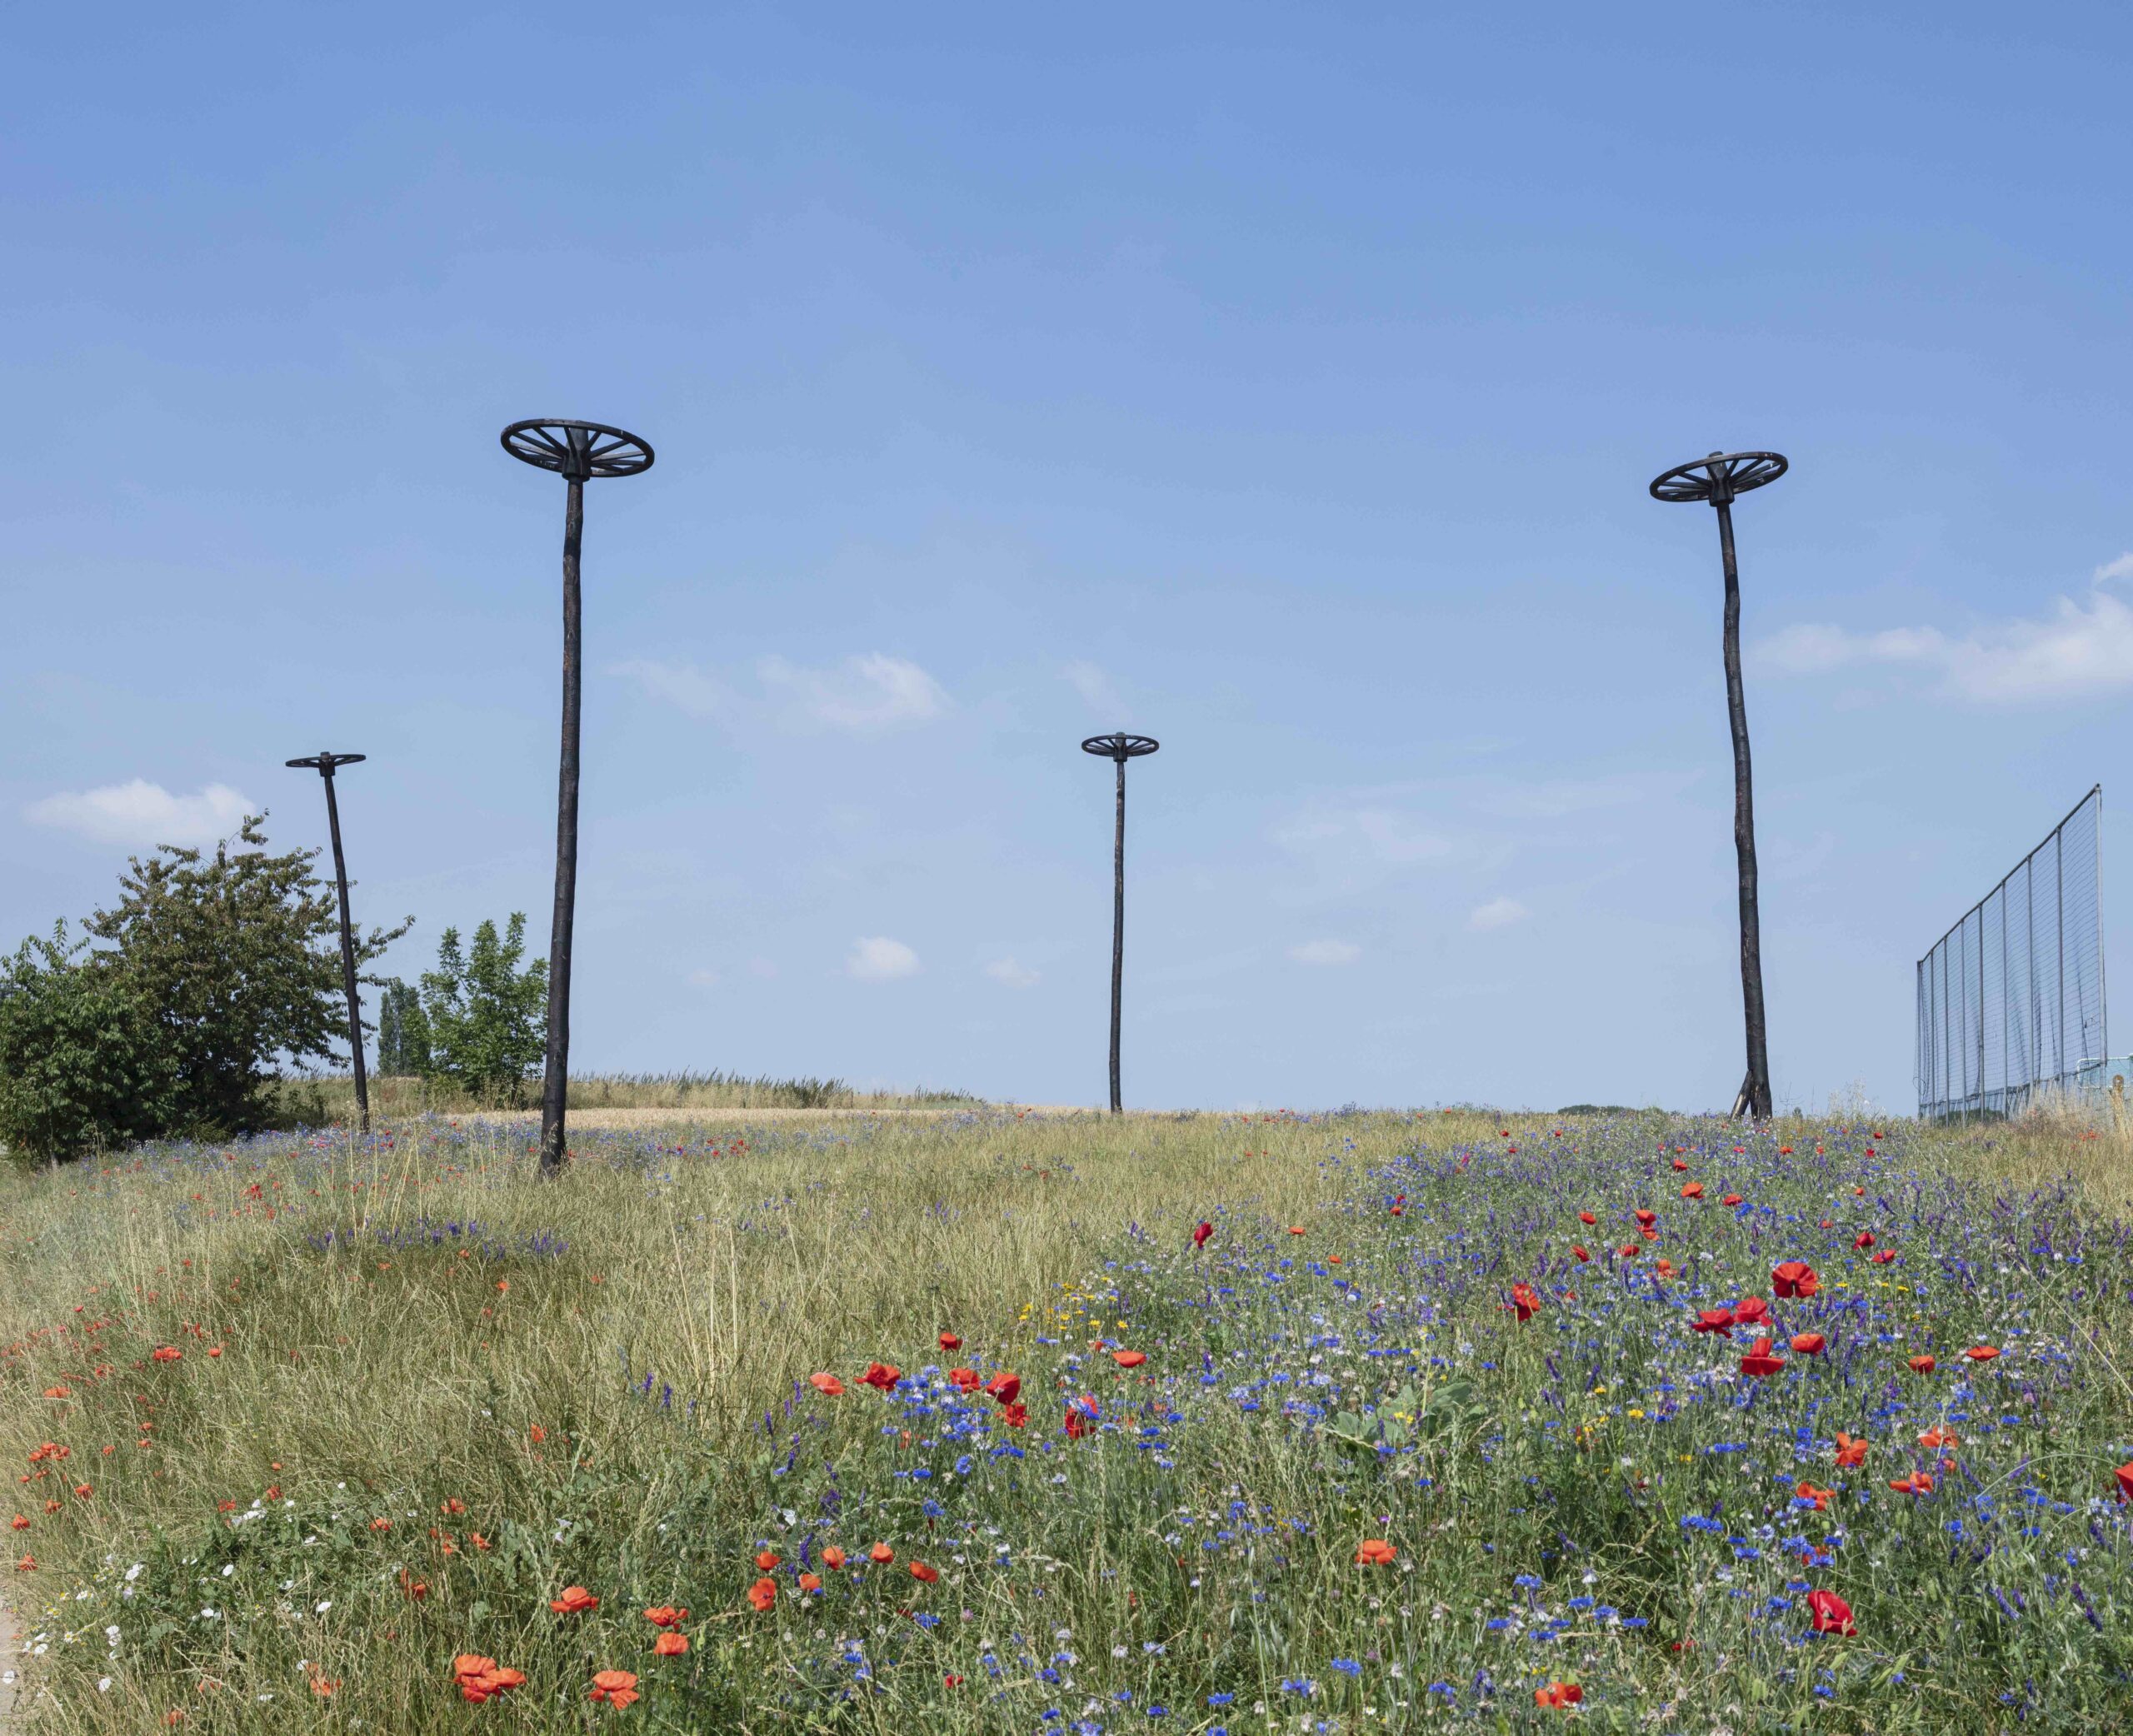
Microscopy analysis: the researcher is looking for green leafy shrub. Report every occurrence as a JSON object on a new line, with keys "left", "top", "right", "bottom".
{"left": 0, "top": 922, "right": 175, "bottom": 1162}
{"left": 417, "top": 915, "right": 547, "bottom": 1105}
{"left": 376, "top": 978, "right": 430, "bottom": 1075}
{"left": 82, "top": 814, "right": 411, "bottom": 1135}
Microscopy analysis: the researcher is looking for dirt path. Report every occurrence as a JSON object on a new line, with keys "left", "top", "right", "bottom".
{"left": 0, "top": 1585, "right": 27, "bottom": 1732}
{"left": 456, "top": 1104, "right": 1096, "bottom": 1129}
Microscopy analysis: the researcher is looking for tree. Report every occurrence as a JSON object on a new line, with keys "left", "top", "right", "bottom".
{"left": 0, "top": 923, "right": 176, "bottom": 1162}
{"left": 84, "top": 815, "right": 411, "bottom": 1135}
{"left": 418, "top": 915, "right": 547, "bottom": 1105}
{"left": 376, "top": 980, "right": 430, "bottom": 1075}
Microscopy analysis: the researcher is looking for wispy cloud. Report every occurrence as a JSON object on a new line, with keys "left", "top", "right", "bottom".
{"left": 26, "top": 780, "right": 254, "bottom": 849}
{"left": 762, "top": 653, "right": 948, "bottom": 730}
{"left": 609, "top": 658, "right": 727, "bottom": 718}
{"left": 983, "top": 956, "right": 1041, "bottom": 988}
{"left": 847, "top": 936, "right": 920, "bottom": 981}
{"left": 1468, "top": 896, "right": 1530, "bottom": 931}
{"left": 1752, "top": 555, "right": 2133, "bottom": 703}
{"left": 1064, "top": 660, "right": 1125, "bottom": 721}
{"left": 1272, "top": 806, "right": 1457, "bottom": 867}
{"left": 1287, "top": 939, "right": 1361, "bottom": 965}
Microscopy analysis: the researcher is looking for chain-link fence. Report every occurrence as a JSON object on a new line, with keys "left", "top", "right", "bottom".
{"left": 1917, "top": 786, "right": 2104, "bottom": 1119}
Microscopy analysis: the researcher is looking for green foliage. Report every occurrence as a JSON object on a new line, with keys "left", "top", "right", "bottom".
{"left": 417, "top": 915, "right": 547, "bottom": 1105}
{"left": 376, "top": 978, "right": 430, "bottom": 1075}
{"left": 82, "top": 814, "right": 412, "bottom": 1137}
{"left": 0, "top": 922, "right": 174, "bottom": 1162}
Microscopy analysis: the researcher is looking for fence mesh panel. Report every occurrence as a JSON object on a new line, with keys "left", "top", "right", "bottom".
{"left": 1917, "top": 786, "right": 2104, "bottom": 1117}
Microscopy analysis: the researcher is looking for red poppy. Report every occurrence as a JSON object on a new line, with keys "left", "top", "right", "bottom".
{"left": 821, "top": 1546, "right": 847, "bottom": 1569}
{"left": 1871, "top": 1249, "right": 1897, "bottom": 1264}
{"left": 1193, "top": 1221, "right": 1214, "bottom": 1247}
{"left": 1672, "top": 1157, "right": 1690, "bottom": 1171}
{"left": 1111, "top": 1349, "right": 1147, "bottom": 1368}
{"left": 937, "top": 1331, "right": 961, "bottom": 1351}
{"left": 1731, "top": 1295, "right": 1770, "bottom": 1326}
{"left": 1908, "top": 1354, "right": 1936, "bottom": 1374}
{"left": 2115, "top": 1463, "right": 2133, "bottom": 1504}
{"left": 152, "top": 1346, "right": 182, "bottom": 1364}
{"left": 948, "top": 1368, "right": 981, "bottom": 1391}
{"left": 1535, "top": 1681, "right": 1583, "bottom": 1709}
{"left": 1771, "top": 1261, "right": 1819, "bottom": 1299}
{"left": 1507, "top": 1283, "right": 1542, "bottom": 1322}
{"left": 1740, "top": 1337, "right": 1786, "bottom": 1378}
{"left": 653, "top": 1631, "right": 687, "bottom": 1658}
{"left": 909, "top": 1560, "right": 939, "bottom": 1584}
{"left": 1681, "top": 1181, "right": 1704, "bottom": 1200}
{"left": 1633, "top": 1208, "right": 1657, "bottom": 1227}
{"left": 1806, "top": 1589, "right": 1856, "bottom": 1635}
{"left": 755, "top": 1549, "right": 781, "bottom": 1570}
{"left": 551, "top": 1585, "right": 599, "bottom": 1615}
{"left": 1578, "top": 1211, "right": 1596, "bottom": 1226}
{"left": 1571, "top": 1245, "right": 1590, "bottom": 1263}
{"left": 868, "top": 1543, "right": 893, "bottom": 1564}
{"left": 1795, "top": 1481, "right": 1833, "bottom": 1511}
{"left": 809, "top": 1373, "right": 845, "bottom": 1397}
{"left": 643, "top": 1606, "right": 687, "bottom": 1628}
{"left": 1791, "top": 1333, "right": 1826, "bottom": 1356}
{"left": 983, "top": 1372, "right": 1022, "bottom": 1404}
{"left": 1889, "top": 1472, "right": 1934, "bottom": 1497}
{"left": 1616, "top": 1242, "right": 1640, "bottom": 1260}
{"left": 1722, "top": 1192, "right": 1742, "bottom": 1206}
{"left": 1854, "top": 1231, "right": 1876, "bottom": 1250}
{"left": 1917, "top": 1426, "right": 1959, "bottom": 1450}
{"left": 1355, "top": 1539, "right": 1396, "bottom": 1565}
{"left": 798, "top": 1572, "right": 822, "bottom": 1592}
{"left": 861, "top": 1363, "right": 902, "bottom": 1391}
{"left": 1965, "top": 1345, "right": 2000, "bottom": 1362}
{"left": 1690, "top": 1308, "right": 1735, "bottom": 1336}
{"left": 1064, "top": 1403, "right": 1091, "bottom": 1440}
{"left": 1834, "top": 1431, "right": 1867, "bottom": 1469}
{"left": 1001, "top": 1400, "right": 1028, "bottom": 1429}
{"left": 589, "top": 1669, "right": 640, "bottom": 1708}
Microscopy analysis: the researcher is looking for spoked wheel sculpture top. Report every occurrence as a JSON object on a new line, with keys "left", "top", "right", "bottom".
{"left": 1082, "top": 733, "right": 1161, "bottom": 1114}
{"left": 1648, "top": 450, "right": 1787, "bottom": 506}
{"left": 501, "top": 420, "right": 656, "bottom": 481}
{"left": 503, "top": 417, "right": 656, "bottom": 1176}
{"left": 1649, "top": 448, "right": 1791, "bottom": 1122}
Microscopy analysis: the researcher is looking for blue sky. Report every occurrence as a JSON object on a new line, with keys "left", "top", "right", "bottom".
{"left": 7, "top": 4, "right": 2131, "bottom": 1113}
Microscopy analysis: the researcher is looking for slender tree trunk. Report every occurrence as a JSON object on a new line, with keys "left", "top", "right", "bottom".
{"left": 1716, "top": 499, "right": 1773, "bottom": 1119}
{"left": 1109, "top": 756, "right": 1126, "bottom": 1115}
{"left": 539, "top": 476, "right": 584, "bottom": 1176}
{"left": 321, "top": 771, "right": 370, "bottom": 1135}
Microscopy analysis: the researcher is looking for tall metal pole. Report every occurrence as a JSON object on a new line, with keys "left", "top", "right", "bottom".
{"left": 1650, "top": 450, "right": 1788, "bottom": 1121}
{"left": 543, "top": 472, "right": 585, "bottom": 1177}
{"left": 1713, "top": 495, "right": 1772, "bottom": 1120}
{"left": 285, "top": 751, "right": 371, "bottom": 1135}
{"left": 1082, "top": 733, "right": 1160, "bottom": 1115}
{"left": 501, "top": 420, "right": 656, "bottom": 1178}
{"left": 1111, "top": 753, "right": 1127, "bottom": 1115}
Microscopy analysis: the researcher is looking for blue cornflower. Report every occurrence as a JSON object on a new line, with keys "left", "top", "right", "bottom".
{"left": 1330, "top": 1659, "right": 1361, "bottom": 1676}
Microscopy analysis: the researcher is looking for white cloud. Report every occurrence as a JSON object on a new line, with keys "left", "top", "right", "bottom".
{"left": 984, "top": 956, "right": 1041, "bottom": 988}
{"left": 1272, "top": 806, "right": 1456, "bottom": 866}
{"left": 1468, "top": 896, "right": 1530, "bottom": 931}
{"left": 687, "top": 967, "right": 721, "bottom": 988}
{"left": 762, "top": 653, "right": 948, "bottom": 730}
{"left": 1753, "top": 556, "right": 2133, "bottom": 702}
{"left": 26, "top": 780, "right": 254, "bottom": 848}
{"left": 1063, "top": 660, "right": 1125, "bottom": 720}
{"left": 1287, "top": 939, "right": 1361, "bottom": 965}
{"left": 847, "top": 936, "right": 920, "bottom": 982}
{"left": 609, "top": 659, "right": 727, "bottom": 718}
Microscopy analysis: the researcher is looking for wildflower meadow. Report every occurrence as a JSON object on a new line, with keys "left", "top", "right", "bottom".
{"left": 3, "top": 1108, "right": 2131, "bottom": 1732}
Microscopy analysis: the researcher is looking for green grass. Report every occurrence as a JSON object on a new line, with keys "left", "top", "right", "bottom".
{"left": 267, "top": 1070, "right": 982, "bottom": 1123}
{"left": 3, "top": 1105, "right": 2132, "bottom": 1731}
